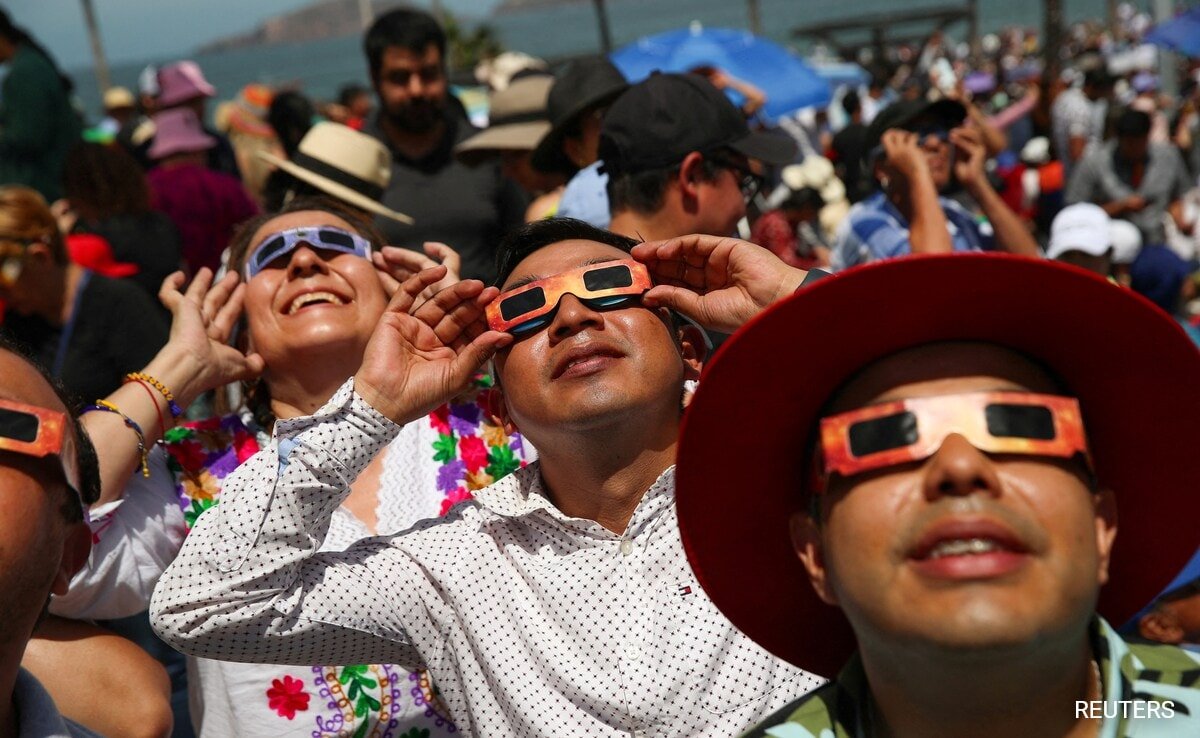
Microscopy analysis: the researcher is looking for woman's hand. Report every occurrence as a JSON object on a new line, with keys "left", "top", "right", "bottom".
{"left": 149, "top": 269, "right": 265, "bottom": 408}
{"left": 373, "top": 242, "right": 463, "bottom": 310}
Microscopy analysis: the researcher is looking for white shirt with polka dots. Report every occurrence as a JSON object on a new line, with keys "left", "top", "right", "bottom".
{"left": 150, "top": 379, "right": 825, "bottom": 737}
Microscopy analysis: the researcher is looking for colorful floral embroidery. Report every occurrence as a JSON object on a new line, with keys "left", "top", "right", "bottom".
{"left": 162, "top": 415, "right": 261, "bottom": 532}
{"left": 266, "top": 675, "right": 311, "bottom": 720}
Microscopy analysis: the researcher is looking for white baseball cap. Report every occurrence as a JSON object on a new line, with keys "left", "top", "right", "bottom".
{"left": 1047, "top": 203, "right": 1112, "bottom": 260}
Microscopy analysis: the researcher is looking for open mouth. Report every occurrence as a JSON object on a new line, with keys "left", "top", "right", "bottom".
{"left": 286, "top": 291, "right": 346, "bottom": 315}
{"left": 921, "top": 537, "right": 1020, "bottom": 560}
{"left": 907, "top": 519, "right": 1032, "bottom": 579}
{"left": 551, "top": 345, "right": 625, "bottom": 379}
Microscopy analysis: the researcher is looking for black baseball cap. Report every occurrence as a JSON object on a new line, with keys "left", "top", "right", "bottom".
{"left": 864, "top": 98, "right": 967, "bottom": 154}
{"left": 598, "top": 73, "right": 796, "bottom": 177}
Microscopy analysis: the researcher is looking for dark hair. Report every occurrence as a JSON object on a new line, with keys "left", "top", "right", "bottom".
{"left": 1083, "top": 67, "right": 1115, "bottom": 90}
{"left": 267, "top": 92, "right": 315, "bottom": 159}
{"left": 0, "top": 10, "right": 73, "bottom": 96}
{"left": 841, "top": 90, "right": 861, "bottom": 118}
{"left": 606, "top": 156, "right": 723, "bottom": 216}
{"left": 0, "top": 337, "right": 101, "bottom": 520}
{"left": 494, "top": 217, "right": 639, "bottom": 287}
{"left": 223, "top": 196, "right": 386, "bottom": 431}
{"left": 1114, "top": 108, "right": 1152, "bottom": 139}
{"left": 781, "top": 186, "right": 825, "bottom": 213}
{"left": 364, "top": 8, "right": 446, "bottom": 79}
{"left": 62, "top": 143, "right": 151, "bottom": 219}
{"left": 338, "top": 84, "right": 369, "bottom": 108}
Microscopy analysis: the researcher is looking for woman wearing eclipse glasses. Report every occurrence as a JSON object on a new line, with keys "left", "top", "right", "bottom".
{"left": 32, "top": 196, "right": 528, "bottom": 738}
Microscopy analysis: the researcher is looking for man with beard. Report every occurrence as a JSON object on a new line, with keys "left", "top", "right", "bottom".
{"left": 362, "top": 8, "right": 527, "bottom": 283}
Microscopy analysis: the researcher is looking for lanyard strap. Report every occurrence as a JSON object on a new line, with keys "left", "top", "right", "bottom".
{"left": 52, "top": 269, "right": 91, "bottom": 378}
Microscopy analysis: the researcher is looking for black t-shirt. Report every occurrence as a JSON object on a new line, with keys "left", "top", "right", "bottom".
{"left": 78, "top": 212, "right": 184, "bottom": 299}
{"left": 2, "top": 272, "right": 169, "bottom": 407}
{"left": 364, "top": 109, "right": 528, "bottom": 284}
{"left": 831, "top": 122, "right": 871, "bottom": 203}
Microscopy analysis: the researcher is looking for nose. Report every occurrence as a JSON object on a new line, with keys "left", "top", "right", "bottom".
{"left": 921, "top": 433, "right": 1004, "bottom": 501}
{"left": 285, "top": 245, "right": 330, "bottom": 279}
{"left": 407, "top": 73, "right": 426, "bottom": 97}
{"left": 548, "top": 293, "right": 604, "bottom": 342}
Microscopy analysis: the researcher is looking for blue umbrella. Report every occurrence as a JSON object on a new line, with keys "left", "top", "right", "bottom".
{"left": 1145, "top": 7, "right": 1200, "bottom": 58}
{"left": 610, "top": 23, "right": 832, "bottom": 121}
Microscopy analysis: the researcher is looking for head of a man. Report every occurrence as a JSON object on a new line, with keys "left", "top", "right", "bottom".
{"left": 0, "top": 186, "right": 70, "bottom": 318}
{"left": 488, "top": 218, "right": 704, "bottom": 448}
{"left": 1047, "top": 203, "right": 1113, "bottom": 278}
{"left": 792, "top": 342, "right": 1115, "bottom": 661}
{"left": 601, "top": 74, "right": 794, "bottom": 238}
{"left": 1115, "top": 109, "right": 1151, "bottom": 164}
{"left": 364, "top": 9, "right": 447, "bottom": 135}
{"left": 867, "top": 100, "right": 965, "bottom": 194}
{"left": 0, "top": 340, "right": 98, "bottom": 659}
{"left": 1082, "top": 67, "right": 1116, "bottom": 102}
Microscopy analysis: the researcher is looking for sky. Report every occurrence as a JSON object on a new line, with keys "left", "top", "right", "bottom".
{"left": 3, "top": 0, "right": 500, "bottom": 71}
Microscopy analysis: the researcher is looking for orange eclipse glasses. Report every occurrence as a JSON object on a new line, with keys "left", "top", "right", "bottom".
{"left": 0, "top": 398, "right": 83, "bottom": 508}
{"left": 816, "top": 391, "right": 1092, "bottom": 488}
{"left": 487, "top": 259, "right": 652, "bottom": 336}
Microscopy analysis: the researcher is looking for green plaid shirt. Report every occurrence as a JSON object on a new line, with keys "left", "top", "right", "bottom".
{"left": 743, "top": 617, "right": 1200, "bottom": 738}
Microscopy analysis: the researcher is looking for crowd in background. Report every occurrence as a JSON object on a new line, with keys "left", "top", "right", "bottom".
{"left": 0, "top": 2, "right": 1198, "bottom": 737}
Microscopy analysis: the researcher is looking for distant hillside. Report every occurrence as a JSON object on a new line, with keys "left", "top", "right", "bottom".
{"left": 196, "top": 0, "right": 409, "bottom": 53}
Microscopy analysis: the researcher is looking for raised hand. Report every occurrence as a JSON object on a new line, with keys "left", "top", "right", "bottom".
{"left": 372, "top": 242, "right": 463, "bottom": 309}
{"left": 154, "top": 269, "right": 265, "bottom": 408}
{"left": 881, "top": 129, "right": 929, "bottom": 181}
{"left": 950, "top": 126, "right": 988, "bottom": 190}
{"left": 631, "top": 235, "right": 808, "bottom": 334}
{"left": 354, "top": 266, "right": 512, "bottom": 424}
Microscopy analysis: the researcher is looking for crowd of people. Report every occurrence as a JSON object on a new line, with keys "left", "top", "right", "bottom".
{"left": 0, "top": 3, "right": 1197, "bottom": 738}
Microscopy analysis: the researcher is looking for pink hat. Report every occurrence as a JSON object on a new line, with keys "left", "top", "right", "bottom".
{"left": 148, "top": 108, "right": 217, "bottom": 160}
{"left": 156, "top": 61, "right": 216, "bottom": 107}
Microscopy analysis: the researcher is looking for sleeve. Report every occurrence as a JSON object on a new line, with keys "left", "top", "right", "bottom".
{"left": 49, "top": 447, "right": 187, "bottom": 620}
{"left": 149, "top": 379, "right": 442, "bottom": 669}
{"left": 834, "top": 211, "right": 912, "bottom": 270}
{"left": 1064, "top": 155, "right": 1097, "bottom": 205}
{"left": 0, "top": 60, "right": 55, "bottom": 156}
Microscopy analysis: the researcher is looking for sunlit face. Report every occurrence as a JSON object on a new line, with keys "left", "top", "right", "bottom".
{"left": 241, "top": 211, "right": 388, "bottom": 372}
{"left": 491, "top": 240, "right": 692, "bottom": 443}
{"left": 0, "top": 350, "right": 90, "bottom": 649}
{"left": 695, "top": 153, "right": 752, "bottom": 236}
{"left": 372, "top": 44, "right": 447, "bottom": 134}
{"left": 799, "top": 343, "right": 1114, "bottom": 657}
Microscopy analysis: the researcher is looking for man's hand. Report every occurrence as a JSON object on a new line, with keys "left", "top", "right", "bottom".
{"left": 1123, "top": 194, "right": 1148, "bottom": 213}
{"left": 373, "top": 242, "right": 463, "bottom": 310}
{"left": 631, "top": 235, "right": 807, "bottom": 334}
{"left": 950, "top": 126, "right": 988, "bottom": 191}
{"left": 881, "top": 129, "right": 929, "bottom": 181}
{"left": 354, "top": 267, "right": 512, "bottom": 425}
{"left": 153, "top": 269, "right": 265, "bottom": 408}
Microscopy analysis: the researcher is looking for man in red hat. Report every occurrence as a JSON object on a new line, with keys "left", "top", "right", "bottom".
{"left": 665, "top": 245, "right": 1200, "bottom": 737}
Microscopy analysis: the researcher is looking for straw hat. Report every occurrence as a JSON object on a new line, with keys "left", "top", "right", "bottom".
{"left": 455, "top": 75, "right": 554, "bottom": 167}
{"left": 257, "top": 122, "right": 413, "bottom": 225}
{"left": 103, "top": 87, "right": 135, "bottom": 111}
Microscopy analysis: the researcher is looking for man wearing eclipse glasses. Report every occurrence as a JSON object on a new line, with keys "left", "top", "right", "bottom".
{"left": 152, "top": 217, "right": 829, "bottom": 737}
{"left": 669, "top": 254, "right": 1200, "bottom": 737}
{"left": 0, "top": 340, "right": 101, "bottom": 736}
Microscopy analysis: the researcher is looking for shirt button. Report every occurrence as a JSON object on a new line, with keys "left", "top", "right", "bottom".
{"left": 625, "top": 645, "right": 642, "bottom": 662}
{"left": 631, "top": 731, "right": 646, "bottom": 738}
{"left": 620, "top": 539, "right": 634, "bottom": 555}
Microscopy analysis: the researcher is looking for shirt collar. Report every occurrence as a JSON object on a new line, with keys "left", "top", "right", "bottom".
{"left": 473, "top": 460, "right": 676, "bottom": 534}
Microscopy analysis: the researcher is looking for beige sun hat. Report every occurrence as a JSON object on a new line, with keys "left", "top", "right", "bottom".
{"left": 258, "top": 122, "right": 412, "bottom": 224}
{"left": 455, "top": 74, "right": 554, "bottom": 167}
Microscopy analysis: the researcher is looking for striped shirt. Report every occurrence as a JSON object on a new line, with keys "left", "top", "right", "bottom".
{"left": 831, "top": 192, "right": 994, "bottom": 271}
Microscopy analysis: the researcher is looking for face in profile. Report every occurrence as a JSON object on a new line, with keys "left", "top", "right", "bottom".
{"left": 795, "top": 342, "right": 1116, "bottom": 657}
{"left": 491, "top": 239, "right": 699, "bottom": 443}
{"left": 241, "top": 210, "right": 389, "bottom": 369}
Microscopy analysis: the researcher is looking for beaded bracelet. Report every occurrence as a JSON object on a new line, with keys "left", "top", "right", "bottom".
{"left": 125, "top": 372, "right": 183, "bottom": 419}
{"left": 81, "top": 399, "right": 150, "bottom": 477}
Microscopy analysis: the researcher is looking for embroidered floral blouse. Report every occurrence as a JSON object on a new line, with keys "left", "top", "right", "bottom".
{"left": 161, "top": 378, "right": 530, "bottom": 738}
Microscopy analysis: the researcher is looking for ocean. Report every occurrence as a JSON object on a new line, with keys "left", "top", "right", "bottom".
{"left": 68, "top": 0, "right": 1138, "bottom": 121}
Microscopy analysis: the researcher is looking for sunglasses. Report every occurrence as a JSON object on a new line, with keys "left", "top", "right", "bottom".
{"left": 816, "top": 391, "right": 1092, "bottom": 488}
{"left": 0, "top": 398, "right": 83, "bottom": 509}
{"left": 243, "top": 227, "right": 373, "bottom": 280}
{"left": 486, "top": 259, "right": 652, "bottom": 336}
{"left": 707, "top": 153, "right": 765, "bottom": 200}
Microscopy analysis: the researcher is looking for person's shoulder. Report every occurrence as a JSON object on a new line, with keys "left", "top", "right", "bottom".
{"left": 741, "top": 680, "right": 846, "bottom": 737}
{"left": 1121, "top": 635, "right": 1200, "bottom": 675}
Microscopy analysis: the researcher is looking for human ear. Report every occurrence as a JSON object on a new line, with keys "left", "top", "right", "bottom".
{"left": 790, "top": 511, "right": 838, "bottom": 605}
{"left": 1092, "top": 488, "right": 1118, "bottom": 586}
{"left": 1137, "top": 609, "right": 1182, "bottom": 644}
{"left": 486, "top": 371, "right": 519, "bottom": 435}
{"left": 675, "top": 320, "right": 707, "bottom": 382}
{"left": 51, "top": 522, "right": 92, "bottom": 597}
{"left": 677, "top": 151, "right": 706, "bottom": 200}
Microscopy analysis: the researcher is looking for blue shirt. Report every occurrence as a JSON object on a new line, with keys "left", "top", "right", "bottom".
{"left": 557, "top": 161, "right": 611, "bottom": 228}
{"left": 831, "top": 191, "right": 995, "bottom": 271}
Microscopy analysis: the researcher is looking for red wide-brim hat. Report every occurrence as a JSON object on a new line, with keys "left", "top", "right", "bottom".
{"left": 676, "top": 252, "right": 1200, "bottom": 678}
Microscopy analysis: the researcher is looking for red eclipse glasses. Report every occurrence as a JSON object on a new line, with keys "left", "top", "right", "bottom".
{"left": 817, "top": 391, "right": 1092, "bottom": 487}
{"left": 486, "top": 259, "right": 652, "bottom": 336}
{"left": 0, "top": 398, "right": 83, "bottom": 508}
